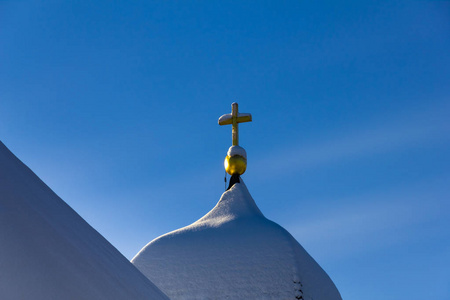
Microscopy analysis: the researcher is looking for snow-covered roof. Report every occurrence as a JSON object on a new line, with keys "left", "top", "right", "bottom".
{"left": 132, "top": 180, "right": 342, "bottom": 300}
{"left": 0, "top": 141, "right": 168, "bottom": 300}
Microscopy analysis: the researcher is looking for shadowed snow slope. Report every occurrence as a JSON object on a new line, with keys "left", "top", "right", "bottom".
{"left": 132, "top": 180, "right": 342, "bottom": 300}
{"left": 0, "top": 141, "right": 168, "bottom": 300}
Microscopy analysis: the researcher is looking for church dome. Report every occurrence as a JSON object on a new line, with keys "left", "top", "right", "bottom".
{"left": 132, "top": 180, "right": 342, "bottom": 300}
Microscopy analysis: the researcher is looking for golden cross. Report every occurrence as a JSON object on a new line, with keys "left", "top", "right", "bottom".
{"left": 218, "top": 102, "right": 252, "bottom": 146}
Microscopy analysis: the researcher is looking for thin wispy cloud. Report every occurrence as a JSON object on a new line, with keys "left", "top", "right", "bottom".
{"left": 287, "top": 177, "right": 450, "bottom": 261}
{"left": 252, "top": 100, "right": 450, "bottom": 177}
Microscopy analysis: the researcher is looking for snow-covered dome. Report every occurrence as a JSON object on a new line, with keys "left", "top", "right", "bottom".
{"left": 0, "top": 141, "right": 168, "bottom": 300}
{"left": 132, "top": 180, "right": 342, "bottom": 300}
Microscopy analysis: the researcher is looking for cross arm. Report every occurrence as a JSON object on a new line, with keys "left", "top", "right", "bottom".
{"left": 218, "top": 113, "right": 252, "bottom": 125}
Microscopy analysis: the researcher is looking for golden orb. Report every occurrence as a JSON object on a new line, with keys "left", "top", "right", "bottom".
{"left": 224, "top": 155, "right": 247, "bottom": 175}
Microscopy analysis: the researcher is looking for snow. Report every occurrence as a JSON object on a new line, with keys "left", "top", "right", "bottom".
{"left": 0, "top": 141, "right": 169, "bottom": 300}
{"left": 132, "top": 180, "right": 342, "bottom": 300}
{"left": 218, "top": 113, "right": 232, "bottom": 124}
{"left": 227, "top": 145, "right": 247, "bottom": 159}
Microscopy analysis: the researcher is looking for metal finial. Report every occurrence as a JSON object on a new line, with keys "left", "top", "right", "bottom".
{"left": 218, "top": 103, "right": 252, "bottom": 175}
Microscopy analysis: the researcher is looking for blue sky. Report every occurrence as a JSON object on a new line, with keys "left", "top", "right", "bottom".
{"left": 1, "top": 1, "right": 449, "bottom": 299}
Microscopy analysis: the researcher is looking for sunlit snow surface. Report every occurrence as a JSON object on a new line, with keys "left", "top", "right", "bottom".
{"left": 227, "top": 145, "right": 247, "bottom": 159}
{"left": 133, "top": 180, "right": 342, "bottom": 300}
{"left": 0, "top": 142, "right": 168, "bottom": 300}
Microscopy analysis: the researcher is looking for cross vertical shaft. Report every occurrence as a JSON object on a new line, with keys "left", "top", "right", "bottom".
{"left": 232, "top": 103, "right": 238, "bottom": 146}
